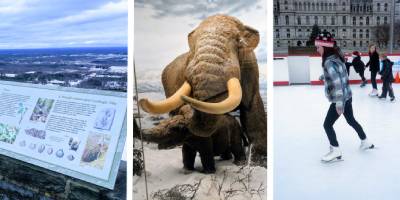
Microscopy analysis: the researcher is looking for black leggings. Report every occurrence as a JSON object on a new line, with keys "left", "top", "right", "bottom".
{"left": 323, "top": 98, "right": 367, "bottom": 147}
{"left": 371, "top": 71, "right": 378, "bottom": 89}
{"left": 358, "top": 70, "right": 366, "bottom": 82}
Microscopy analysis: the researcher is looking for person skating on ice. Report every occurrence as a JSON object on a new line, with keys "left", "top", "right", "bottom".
{"left": 378, "top": 53, "right": 395, "bottom": 102}
{"left": 315, "top": 32, "right": 374, "bottom": 163}
{"left": 366, "top": 44, "right": 380, "bottom": 96}
{"left": 348, "top": 51, "right": 367, "bottom": 87}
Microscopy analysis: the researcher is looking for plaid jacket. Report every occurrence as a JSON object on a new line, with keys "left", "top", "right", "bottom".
{"left": 322, "top": 55, "right": 352, "bottom": 110}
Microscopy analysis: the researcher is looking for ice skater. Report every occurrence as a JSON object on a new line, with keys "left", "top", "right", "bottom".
{"left": 348, "top": 51, "right": 367, "bottom": 87}
{"left": 378, "top": 54, "right": 395, "bottom": 102}
{"left": 315, "top": 32, "right": 374, "bottom": 163}
{"left": 366, "top": 44, "right": 380, "bottom": 96}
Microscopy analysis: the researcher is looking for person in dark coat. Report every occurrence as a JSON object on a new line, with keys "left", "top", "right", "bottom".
{"left": 378, "top": 54, "right": 395, "bottom": 102}
{"left": 366, "top": 44, "right": 380, "bottom": 96}
{"left": 348, "top": 51, "right": 367, "bottom": 87}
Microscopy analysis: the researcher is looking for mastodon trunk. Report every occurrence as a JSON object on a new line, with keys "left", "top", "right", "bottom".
{"left": 186, "top": 32, "right": 229, "bottom": 101}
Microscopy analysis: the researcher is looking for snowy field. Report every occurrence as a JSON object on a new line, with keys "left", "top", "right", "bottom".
{"left": 274, "top": 84, "right": 400, "bottom": 200}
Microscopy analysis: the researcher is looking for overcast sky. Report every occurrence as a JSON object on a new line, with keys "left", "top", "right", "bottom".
{"left": 0, "top": 0, "right": 127, "bottom": 49}
{"left": 135, "top": 0, "right": 267, "bottom": 73}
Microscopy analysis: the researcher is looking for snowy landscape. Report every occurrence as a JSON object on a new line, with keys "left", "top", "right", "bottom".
{"left": 0, "top": 47, "right": 127, "bottom": 91}
{"left": 274, "top": 84, "right": 400, "bottom": 200}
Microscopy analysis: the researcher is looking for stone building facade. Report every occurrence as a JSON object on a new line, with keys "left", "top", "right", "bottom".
{"left": 273, "top": 0, "right": 398, "bottom": 52}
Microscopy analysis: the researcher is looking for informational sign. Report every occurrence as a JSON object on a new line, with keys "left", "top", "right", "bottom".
{"left": 0, "top": 81, "right": 126, "bottom": 189}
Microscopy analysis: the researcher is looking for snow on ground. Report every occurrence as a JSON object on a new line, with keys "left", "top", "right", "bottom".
{"left": 108, "top": 66, "right": 127, "bottom": 73}
{"left": 4, "top": 73, "right": 16, "bottom": 77}
{"left": 134, "top": 92, "right": 267, "bottom": 200}
{"left": 133, "top": 140, "right": 266, "bottom": 200}
{"left": 274, "top": 84, "right": 400, "bottom": 200}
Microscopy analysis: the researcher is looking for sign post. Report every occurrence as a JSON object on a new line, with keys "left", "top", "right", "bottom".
{"left": 0, "top": 81, "right": 126, "bottom": 189}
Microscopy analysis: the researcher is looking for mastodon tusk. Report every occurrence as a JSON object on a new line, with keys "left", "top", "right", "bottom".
{"left": 181, "top": 78, "right": 242, "bottom": 114}
{"left": 139, "top": 82, "right": 191, "bottom": 114}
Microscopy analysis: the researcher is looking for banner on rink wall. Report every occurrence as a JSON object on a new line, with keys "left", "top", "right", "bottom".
{"left": 0, "top": 81, "right": 126, "bottom": 189}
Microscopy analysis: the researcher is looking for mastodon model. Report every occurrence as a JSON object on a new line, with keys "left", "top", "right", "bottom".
{"left": 138, "top": 14, "right": 267, "bottom": 166}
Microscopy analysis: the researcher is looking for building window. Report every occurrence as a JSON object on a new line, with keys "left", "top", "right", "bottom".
{"left": 360, "top": 41, "right": 362, "bottom": 47}
{"left": 384, "top": 16, "right": 388, "bottom": 24}
{"left": 384, "top": 3, "right": 388, "bottom": 12}
{"left": 360, "top": 17, "right": 363, "bottom": 25}
{"left": 316, "top": 3, "right": 319, "bottom": 11}
{"left": 312, "top": 3, "right": 315, "bottom": 10}
{"left": 299, "top": 2, "right": 302, "bottom": 10}
{"left": 287, "top": 29, "right": 290, "bottom": 38}
{"left": 304, "top": 2, "right": 307, "bottom": 10}
{"left": 353, "top": 29, "right": 356, "bottom": 39}
{"left": 353, "top": 41, "right": 356, "bottom": 47}
{"left": 325, "top": 3, "right": 328, "bottom": 11}
{"left": 331, "top": 16, "right": 335, "bottom": 25}
{"left": 294, "top": 2, "right": 298, "bottom": 10}
{"left": 377, "top": 16, "right": 380, "bottom": 25}
{"left": 276, "top": 29, "right": 280, "bottom": 38}
{"left": 329, "top": 3, "right": 332, "bottom": 11}
{"left": 306, "top": 16, "right": 310, "bottom": 25}
{"left": 297, "top": 16, "right": 301, "bottom": 25}
{"left": 377, "top": 3, "right": 380, "bottom": 12}
{"left": 288, "top": 41, "right": 291, "bottom": 46}
{"left": 308, "top": 2, "right": 311, "bottom": 11}
{"left": 277, "top": 41, "right": 280, "bottom": 47}
{"left": 285, "top": 15, "right": 289, "bottom": 25}
{"left": 353, "top": 17, "right": 356, "bottom": 25}
{"left": 342, "top": 16, "right": 346, "bottom": 25}
{"left": 359, "top": 29, "right": 363, "bottom": 38}
{"left": 275, "top": 16, "right": 279, "bottom": 24}
{"left": 342, "top": 2, "right": 346, "bottom": 11}
{"left": 366, "top": 17, "right": 369, "bottom": 25}
{"left": 323, "top": 16, "right": 327, "bottom": 25}
{"left": 366, "top": 29, "right": 370, "bottom": 38}
{"left": 314, "top": 16, "right": 318, "bottom": 24}
{"left": 284, "top": 0, "right": 288, "bottom": 10}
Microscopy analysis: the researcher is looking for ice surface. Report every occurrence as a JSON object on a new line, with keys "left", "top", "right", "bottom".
{"left": 274, "top": 84, "right": 400, "bottom": 200}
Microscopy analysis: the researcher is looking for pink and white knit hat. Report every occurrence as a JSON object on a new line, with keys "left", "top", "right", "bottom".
{"left": 315, "top": 32, "right": 335, "bottom": 48}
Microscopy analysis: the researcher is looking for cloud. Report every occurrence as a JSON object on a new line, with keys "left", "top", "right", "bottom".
{"left": 0, "top": 0, "right": 127, "bottom": 49}
{"left": 135, "top": 0, "right": 267, "bottom": 74}
{"left": 135, "top": 0, "right": 260, "bottom": 19}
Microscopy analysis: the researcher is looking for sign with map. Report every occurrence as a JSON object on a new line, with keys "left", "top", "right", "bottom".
{"left": 0, "top": 81, "right": 126, "bottom": 189}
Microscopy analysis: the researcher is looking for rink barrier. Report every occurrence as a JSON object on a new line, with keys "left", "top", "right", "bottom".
{"left": 274, "top": 53, "right": 400, "bottom": 86}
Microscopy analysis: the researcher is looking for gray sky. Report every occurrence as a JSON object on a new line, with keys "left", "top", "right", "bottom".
{"left": 0, "top": 0, "right": 127, "bottom": 49}
{"left": 134, "top": 0, "right": 267, "bottom": 74}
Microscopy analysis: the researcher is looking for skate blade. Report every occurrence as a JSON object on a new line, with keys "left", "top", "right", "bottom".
{"left": 321, "top": 156, "right": 343, "bottom": 163}
{"left": 360, "top": 144, "right": 375, "bottom": 150}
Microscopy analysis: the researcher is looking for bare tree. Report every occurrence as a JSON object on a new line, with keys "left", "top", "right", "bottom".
{"left": 374, "top": 24, "right": 390, "bottom": 48}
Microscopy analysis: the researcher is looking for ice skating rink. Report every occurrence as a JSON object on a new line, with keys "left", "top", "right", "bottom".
{"left": 274, "top": 84, "right": 400, "bottom": 200}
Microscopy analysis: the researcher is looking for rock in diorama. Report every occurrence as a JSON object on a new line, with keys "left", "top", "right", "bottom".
{"left": 138, "top": 14, "right": 267, "bottom": 172}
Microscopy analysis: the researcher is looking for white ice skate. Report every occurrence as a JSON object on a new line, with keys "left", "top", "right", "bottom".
{"left": 321, "top": 146, "right": 342, "bottom": 163}
{"left": 369, "top": 89, "right": 378, "bottom": 97}
{"left": 360, "top": 139, "right": 375, "bottom": 150}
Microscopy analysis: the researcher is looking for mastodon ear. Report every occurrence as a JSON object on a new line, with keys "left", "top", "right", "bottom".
{"left": 239, "top": 25, "right": 259, "bottom": 50}
{"left": 188, "top": 30, "right": 196, "bottom": 51}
